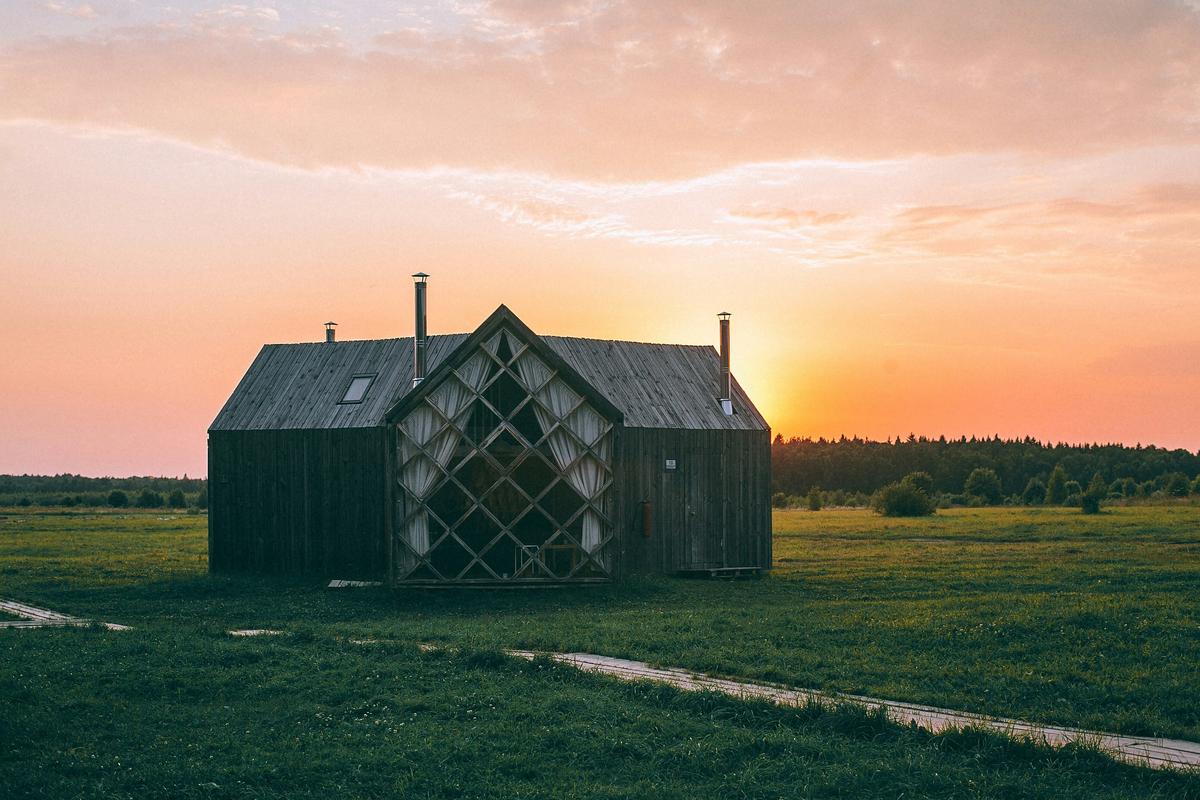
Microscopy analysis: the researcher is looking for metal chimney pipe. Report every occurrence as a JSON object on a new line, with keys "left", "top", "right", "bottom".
{"left": 412, "top": 273, "right": 429, "bottom": 387}
{"left": 324, "top": 321, "right": 337, "bottom": 343}
{"left": 718, "top": 312, "right": 733, "bottom": 415}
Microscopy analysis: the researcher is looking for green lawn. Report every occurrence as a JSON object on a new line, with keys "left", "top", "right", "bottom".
{"left": 2, "top": 507, "right": 1198, "bottom": 798}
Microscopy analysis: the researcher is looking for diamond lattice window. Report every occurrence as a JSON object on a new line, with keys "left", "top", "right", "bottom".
{"left": 393, "top": 329, "right": 614, "bottom": 582}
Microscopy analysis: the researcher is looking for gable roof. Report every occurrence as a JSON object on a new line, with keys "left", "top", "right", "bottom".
{"left": 210, "top": 307, "right": 769, "bottom": 432}
{"left": 384, "top": 305, "right": 624, "bottom": 426}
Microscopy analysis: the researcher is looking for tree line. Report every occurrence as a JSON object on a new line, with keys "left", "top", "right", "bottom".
{"left": 0, "top": 474, "right": 207, "bottom": 510}
{"left": 772, "top": 435, "right": 1200, "bottom": 501}
{"left": 0, "top": 473, "right": 206, "bottom": 494}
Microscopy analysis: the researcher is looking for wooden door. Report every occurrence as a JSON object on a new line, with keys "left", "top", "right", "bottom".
{"left": 681, "top": 450, "right": 726, "bottom": 570}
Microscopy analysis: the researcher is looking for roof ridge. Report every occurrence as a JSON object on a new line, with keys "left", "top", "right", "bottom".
{"left": 262, "top": 333, "right": 469, "bottom": 347}
{"left": 539, "top": 333, "right": 711, "bottom": 349}
{"left": 261, "top": 333, "right": 713, "bottom": 349}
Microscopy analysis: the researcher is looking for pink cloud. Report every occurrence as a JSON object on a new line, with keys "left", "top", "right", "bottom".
{"left": 2, "top": 1, "right": 1199, "bottom": 179}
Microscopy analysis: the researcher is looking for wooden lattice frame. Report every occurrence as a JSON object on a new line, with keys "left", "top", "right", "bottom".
{"left": 393, "top": 327, "right": 615, "bottom": 583}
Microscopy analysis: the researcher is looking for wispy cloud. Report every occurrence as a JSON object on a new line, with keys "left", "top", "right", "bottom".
{"left": 194, "top": 5, "right": 280, "bottom": 23}
{"left": 727, "top": 207, "right": 852, "bottom": 227}
{"left": 873, "top": 184, "right": 1200, "bottom": 291}
{"left": 41, "top": 2, "right": 97, "bottom": 19}
{"left": 451, "top": 190, "right": 737, "bottom": 247}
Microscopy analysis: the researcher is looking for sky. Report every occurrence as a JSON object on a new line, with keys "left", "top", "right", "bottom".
{"left": 2, "top": 0, "right": 1200, "bottom": 477}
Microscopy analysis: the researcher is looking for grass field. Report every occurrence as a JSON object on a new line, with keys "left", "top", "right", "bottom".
{"left": 2, "top": 506, "right": 1199, "bottom": 798}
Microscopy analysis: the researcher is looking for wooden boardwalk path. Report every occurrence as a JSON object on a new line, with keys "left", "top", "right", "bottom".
{"left": 0, "top": 599, "right": 129, "bottom": 631}
{"left": 506, "top": 650, "right": 1200, "bottom": 772}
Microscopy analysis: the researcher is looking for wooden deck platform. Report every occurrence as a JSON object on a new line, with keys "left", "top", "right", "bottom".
{"left": 676, "top": 565, "right": 762, "bottom": 579}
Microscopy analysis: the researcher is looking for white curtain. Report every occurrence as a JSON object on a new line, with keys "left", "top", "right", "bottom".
{"left": 514, "top": 352, "right": 552, "bottom": 395}
{"left": 567, "top": 405, "right": 610, "bottom": 457}
{"left": 448, "top": 352, "right": 492, "bottom": 409}
{"left": 483, "top": 331, "right": 504, "bottom": 358}
{"left": 398, "top": 408, "right": 440, "bottom": 568}
{"left": 396, "top": 351, "right": 491, "bottom": 574}
{"left": 528, "top": 374, "right": 610, "bottom": 561}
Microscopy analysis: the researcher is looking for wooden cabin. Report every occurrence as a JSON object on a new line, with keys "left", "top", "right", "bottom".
{"left": 208, "top": 279, "right": 771, "bottom": 585}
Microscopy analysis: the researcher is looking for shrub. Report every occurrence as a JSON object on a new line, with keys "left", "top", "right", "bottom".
{"left": 107, "top": 490, "right": 128, "bottom": 508}
{"left": 1021, "top": 478, "right": 1046, "bottom": 505}
{"left": 963, "top": 468, "right": 1003, "bottom": 505}
{"left": 806, "top": 487, "right": 822, "bottom": 511}
{"left": 1081, "top": 472, "right": 1106, "bottom": 514}
{"left": 136, "top": 490, "right": 164, "bottom": 509}
{"left": 1111, "top": 477, "right": 1136, "bottom": 498}
{"left": 1193, "top": 475, "right": 1200, "bottom": 495}
{"left": 1164, "top": 472, "right": 1191, "bottom": 497}
{"left": 18, "top": 496, "right": 31, "bottom": 507}
{"left": 62, "top": 495, "right": 77, "bottom": 507}
{"left": 771, "top": 492, "right": 789, "bottom": 509}
{"left": 901, "top": 472, "right": 934, "bottom": 495}
{"left": 1136, "top": 481, "right": 1155, "bottom": 498}
{"left": 872, "top": 481, "right": 935, "bottom": 517}
{"left": 168, "top": 489, "right": 187, "bottom": 509}
{"left": 1045, "top": 465, "right": 1068, "bottom": 505}
{"left": 196, "top": 487, "right": 209, "bottom": 510}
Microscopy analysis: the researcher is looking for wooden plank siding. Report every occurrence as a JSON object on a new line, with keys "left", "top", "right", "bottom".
{"left": 613, "top": 427, "right": 772, "bottom": 576}
{"left": 208, "top": 429, "right": 387, "bottom": 579}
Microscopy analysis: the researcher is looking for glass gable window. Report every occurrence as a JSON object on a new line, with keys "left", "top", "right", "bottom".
{"left": 393, "top": 327, "right": 614, "bottom": 583}
{"left": 340, "top": 375, "right": 375, "bottom": 404}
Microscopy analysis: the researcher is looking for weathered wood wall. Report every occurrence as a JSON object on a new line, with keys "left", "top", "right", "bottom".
{"left": 208, "top": 429, "right": 387, "bottom": 578}
{"left": 209, "top": 425, "right": 769, "bottom": 582}
{"left": 613, "top": 427, "right": 772, "bottom": 576}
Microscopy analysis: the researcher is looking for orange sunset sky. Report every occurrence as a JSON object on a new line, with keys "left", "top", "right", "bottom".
{"left": 3, "top": 0, "right": 1200, "bottom": 477}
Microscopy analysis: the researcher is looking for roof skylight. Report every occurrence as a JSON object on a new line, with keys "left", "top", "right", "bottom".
{"left": 340, "top": 375, "right": 375, "bottom": 404}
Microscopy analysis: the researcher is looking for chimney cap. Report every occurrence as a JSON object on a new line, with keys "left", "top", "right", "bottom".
{"left": 412, "top": 272, "right": 429, "bottom": 283}
{"left": 324, "top": 321, "right": 338, "bottom": 329}
{"left": 718, "top": 311, "right": 731, "bottom": 320}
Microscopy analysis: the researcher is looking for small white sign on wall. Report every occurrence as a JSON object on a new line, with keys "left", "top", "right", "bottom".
{"left": 664, "top": 458, "right": 677, "bottom": 471}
